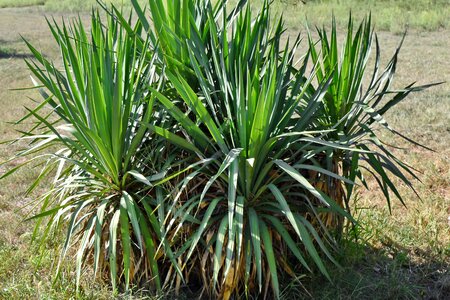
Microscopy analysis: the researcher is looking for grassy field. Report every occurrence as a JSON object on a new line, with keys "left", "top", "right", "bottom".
{"left": 0, "top": 1, "right": 449, "bottom": 299}
{"left": 0, "top": 0, "right": 43, "bottom": 8}
{"left": 0, "top": 0, "right": 449, "bottom": 30}
{"left": 0, "top": 0, "right": 143, "bottom": 10}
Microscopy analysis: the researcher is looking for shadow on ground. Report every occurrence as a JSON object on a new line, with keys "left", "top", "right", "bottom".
{"left": 0, "top": 49, "right": 34, "bottom": 59}
{"left": 289, "top": 237, "right": 450, "bottom": 300}
{"left": 0, "top": 39, "right": 33, "bottom": 59}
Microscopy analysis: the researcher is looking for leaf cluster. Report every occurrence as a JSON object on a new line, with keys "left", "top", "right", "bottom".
{"left": 0, "top": 0, "right": 438, "bottom": 298}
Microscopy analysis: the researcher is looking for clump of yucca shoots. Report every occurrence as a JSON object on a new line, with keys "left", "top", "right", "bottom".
{"left": 0, "top": 0, "right": 439, "bottom": 299}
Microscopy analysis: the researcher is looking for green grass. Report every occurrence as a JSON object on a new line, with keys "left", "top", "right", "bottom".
{"left": 289, "top": 0, "right": 450, "bottom": 32}
{"left": 0, "top": 0, "right": 144, "bottom": 11}
{"left": 43, "top": 0, "right": 141, "bottom": 11}
{"left": 0, "top": 0, "right": 449, "bottom": 31}
{"left": 0, "top": 0, "right": 44, "bottom": 8}
{"left": 0, "top": 45, "right": 16, "bottom": 57}
{"left": 229, "top": 0, "right": 450, "bottom": 32}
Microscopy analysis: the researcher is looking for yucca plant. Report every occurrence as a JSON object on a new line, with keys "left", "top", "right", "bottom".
{"left": 307, "top": 15, "right": 439, "bottom": 231}
{"left": 145, "top": 2, "right": 357, "bottom": 298}
{"left": 0, "top": 9, "right": 175, "bottom": 293}
{"left": 1, "top": 0, "right": 438, "bottom": 299}
{"left": 143, "top": 3, "right": 437, "bottom": 298}
{"left": 122, "top": 0, "right": 246, "bottom": 86}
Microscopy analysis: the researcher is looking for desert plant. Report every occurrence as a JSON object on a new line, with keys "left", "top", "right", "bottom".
{"left": 0, "top": 9, "right": 175, "bottom": 293}
{"left": 141, "top": 3, "right": 436, "bottom": 298}
{"left": 1, "top": 0, "right": 438, "bottom": 299}
{"left": 307, "top": 15, "right": 439, "bottom": 231}
{"left": 144, "top": 1, "right": 356, "bottom": 298}
{"left": 120, "top": 0, "right": 246, "bottom": 86}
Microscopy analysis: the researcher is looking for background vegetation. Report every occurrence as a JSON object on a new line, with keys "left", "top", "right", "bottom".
{"left": 0, "top": 0, "right": 448, "bottom": 299}
{"left": 1, "top": 0, "right": 449, "bottom": 32}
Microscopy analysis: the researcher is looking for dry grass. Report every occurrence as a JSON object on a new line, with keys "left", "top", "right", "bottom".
{"left": 0, "top": 0, "right": 449, "bottom": 31}
{"left": 0, "top": 4, "right": 448, "bottom": 299}
{"left": 0, "top": 0, "right": 44, "bottom": 8}
{"left": 231, "top": 0, "right": 450, "bottom": 32}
